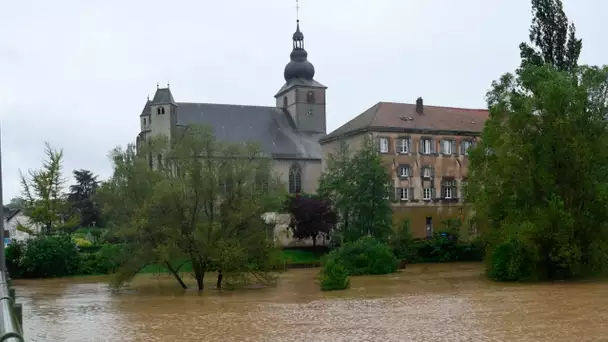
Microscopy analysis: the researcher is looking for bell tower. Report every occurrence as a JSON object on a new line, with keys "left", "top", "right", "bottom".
{"left": 275, "top": 12, "right": 327, "bottom": 134}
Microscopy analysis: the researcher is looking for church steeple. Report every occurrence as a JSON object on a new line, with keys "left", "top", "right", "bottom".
{"left": 283, "top": 19, "right": 315, "bottom": 81}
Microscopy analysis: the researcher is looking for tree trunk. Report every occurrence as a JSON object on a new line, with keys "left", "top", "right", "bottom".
{"left": 193, "top": 260, "right": 205, "bottom": 291}
{"left": 216, "top": 270, "right": 223, "bottom": 290}
{"left": 312, "top": 235, "right": 317, "bottom": 247}
{"left": 165, "top": 261, "right": 188, "bottom": 290}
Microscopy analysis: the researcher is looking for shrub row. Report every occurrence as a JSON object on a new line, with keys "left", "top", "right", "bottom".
{"left": 6, "top": 235, "right": 124, "bottom": 279}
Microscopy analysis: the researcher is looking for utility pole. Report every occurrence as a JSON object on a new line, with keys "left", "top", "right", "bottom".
{"left": 0, "top": 126, "right": 6, "bottom": 272}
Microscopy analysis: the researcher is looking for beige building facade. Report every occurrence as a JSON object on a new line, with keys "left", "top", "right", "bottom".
{"left": 320, "top": 98, "right": 489, "bottom": 238}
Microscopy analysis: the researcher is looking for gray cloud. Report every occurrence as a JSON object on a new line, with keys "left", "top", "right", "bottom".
{"left": 0, "top": 0, "right": 606, "bottom": 199}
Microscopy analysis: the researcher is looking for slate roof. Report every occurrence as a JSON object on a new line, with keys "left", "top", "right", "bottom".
{"left": 174, "top": 102, "right": 323, "bottom": 160}
{"left": 151, "top": 88, "right": 176, "bottom": 105}
{"left": 320, "top": 101, "right": 489, "bottom": 143}
{"left": 2, "top": 207, "right": 20, "bottom": 222}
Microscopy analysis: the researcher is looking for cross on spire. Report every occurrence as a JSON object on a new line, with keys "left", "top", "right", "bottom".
{"left": 296, "top": 0, "right": 300, "bottom": 21}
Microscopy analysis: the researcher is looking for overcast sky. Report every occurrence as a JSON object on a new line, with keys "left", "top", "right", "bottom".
{"left": 0, "top": 0, "right": 606, "bottom": 200}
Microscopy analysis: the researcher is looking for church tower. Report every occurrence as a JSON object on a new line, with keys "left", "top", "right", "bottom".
{"left": 275, "top": 19, "right": 327, "bottom": 134}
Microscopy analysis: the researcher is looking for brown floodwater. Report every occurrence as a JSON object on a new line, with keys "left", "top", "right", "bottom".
{"left": 13, "top": 262, "right": 608, "bottom": 342}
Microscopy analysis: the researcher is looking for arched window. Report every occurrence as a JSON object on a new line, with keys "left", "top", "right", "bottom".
{"left": 157, "top": 107, "right": 165, "bottom": 115}
{"left": 288, "top": 163, "right": 302, "bottom": 194}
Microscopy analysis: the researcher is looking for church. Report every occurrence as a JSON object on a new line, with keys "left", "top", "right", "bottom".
{"left": 137, "top": 19, "right": 326, "bottom": 194}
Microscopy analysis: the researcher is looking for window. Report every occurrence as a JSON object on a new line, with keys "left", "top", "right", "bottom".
{"left": 283, "top": 96, "right": 288, "bottom": 108}
{"left": 398, "top": 165, "right": 409, "bottom": 178}
{"left": 423, "top": 188, "right": 432, "bottom": 200}
{"left": 441, "top": 140, "right": 455, "bottom": 155}
{"left": 288, "top": 163, "right": 302, "bottom": 194}
{"left": 379, "top": 137, "right": 389, "bottom": 153}
{"left": 421, "top": 139, "right": 432, "bottom": 155}
{"left": 443, "top": 186, "right": 453, "bottom": 199}
{"left": 422, "top": 167, "right": 432, "bottom": 178}
{"left": 398, "top": 139, "right": 409, "bottom": 154}
{"left": 442, "top": 180, "right": 457, "bottom": 199}
{"left": 462, "top": 140, "right": 474, "bottom": 155}
{"left": 399, "top": 188, "right": 408, "bottom": 201}
{"left": 143, "top": 118, "right": 147, "bottom": 125}
{"left": 156, "top": 107, "right": 165, "bottom": 115}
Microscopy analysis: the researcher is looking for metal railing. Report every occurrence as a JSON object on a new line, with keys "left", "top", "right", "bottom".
{"left": 0, "top": 271, "right": 23, "bottom": 341}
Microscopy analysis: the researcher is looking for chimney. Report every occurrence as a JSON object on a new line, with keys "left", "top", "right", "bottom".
{"left": 416, "top": 97, "right": 424, "bottom": 115}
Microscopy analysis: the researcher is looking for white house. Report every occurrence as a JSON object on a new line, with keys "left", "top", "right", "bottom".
{"left": 3, "top": 208, "right": 38, "bottom": 244}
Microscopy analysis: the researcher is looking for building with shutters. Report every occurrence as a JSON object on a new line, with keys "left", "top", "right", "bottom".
{"left": 319, "top": 97, "right": 489, "bottom": 238}
{"left": 136, "top": 19, "right": 326, "bottom": 196}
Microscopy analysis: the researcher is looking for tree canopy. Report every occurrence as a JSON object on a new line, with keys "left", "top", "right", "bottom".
{"left": 99, "top": 125, "right": 285, "bottom": 290}
{"left": 68, "top": 169, "right": 103, "bottom": 227}
{"left": 19, "top": 142, "right": 79, "bottom": 235}
{"left": 283, "top": 194, "right": 337, "bottom": 246}
{"left": 519, "top": 0, "right": 582, "bottom": 72}
{"left": 318, "top": 136, "right": 392, "bottom": 243}
{"left": 469, "top": 62, "right": 608, "bottom": 280}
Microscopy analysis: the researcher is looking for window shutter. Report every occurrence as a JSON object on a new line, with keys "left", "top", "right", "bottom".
{"left": 408, "top": 138, "right": 413, "bottom": 154}
{"left": 431, "top": 139, "right": 436, "bottom": 154}
{"left": 440, "top": 140, "right": 446, "bottom": 154}
{"left": 394, "top": 186, "right": 399, "bottom": 200}
{"left": 409, "top": 186, "right": 414, "bottom": 200}
{"left": 386, "top": 137, "right": 391, "bottom": 153}
{"left": 431, "top": 167, "right": 435, "bottom": 178}
{"left": 460, "top": 140, "right": 466, "bottom": 155}
{"left": 431, "top": 187, "right": 436, "bottom": 199}
{"left": 418, "top": 139, "right": 423, "bottom": 154}
{"left": 395, "top": 139, "right": 401, "bottom": 153}
{"left": 451, "top": 140, "right": 457, "bottom": 155}
{"left": 440, "top": 186, "right": 445, "bottom": 199}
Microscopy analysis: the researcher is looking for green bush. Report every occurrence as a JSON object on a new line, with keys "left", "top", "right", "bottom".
{"left": 5, "top": 242, "right": 25, "bottom": 278}
{"left": 16, "top": 235, "right": 81, "bottom": 278}
{"left": 319, "top": 259, "right": 350, "bottom": 291}
{"left": 78, "top": 244, "right": 124, "bottom": 275}
{"left": 326, "top": 236, "right": 398, "bottom": 276}
{"left": 487, "top": 237, "right": 538, "bottom": 281}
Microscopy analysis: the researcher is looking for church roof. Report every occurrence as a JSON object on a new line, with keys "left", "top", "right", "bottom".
{"left": 320, "top": 101, "right": 489, "bottom": 144}
{"left": 151, "top": 88, "right": 175, "bottom": 105}
{"left": 174, "top": 102, "right": 323, "bottom": 160}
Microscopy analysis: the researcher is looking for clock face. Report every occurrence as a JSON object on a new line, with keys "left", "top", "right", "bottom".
{"left": 306, "top": 91, "right": 315, "bottom": 104}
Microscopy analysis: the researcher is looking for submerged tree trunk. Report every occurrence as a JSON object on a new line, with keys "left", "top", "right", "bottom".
{"left": 165, "top": 261, "right": 188, "bottom": 290}
{"left": 192, "top": 260, "right": 205, "bottom": 291}
{"left": 216, "top": 270, "right": 223, "bottom": 290}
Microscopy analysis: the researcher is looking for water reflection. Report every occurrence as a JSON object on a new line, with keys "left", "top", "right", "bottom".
{"left": 14, "top": 263, "right": 608, "bottom": 341}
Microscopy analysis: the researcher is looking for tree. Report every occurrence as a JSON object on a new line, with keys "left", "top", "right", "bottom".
{"left": 5, "top": 197, "right": 24, "bottom": 210}
{"left": 19, "top": 142, "right": 79, "bottom": 235}
{"left": 283, "top": 194, "right": 337, "bottom": 246}
{"left": 318, "top": 136, "right": 393, "bottom": 243}
{"left": 68, "top": 169, "right": 103, "bottom": 227}
{"left": 519, "top": 0, "right": 582, "bottom": 72}
{"left": 468, "top": 64, "right": 608, "bottom": 280}
{"left": 101, "top": 125, "right": 285, "bottom": 291}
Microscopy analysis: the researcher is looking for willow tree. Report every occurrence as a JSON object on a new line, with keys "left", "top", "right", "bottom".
{"left": 101, "top": 125, "right": 285, "bottom": 291}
